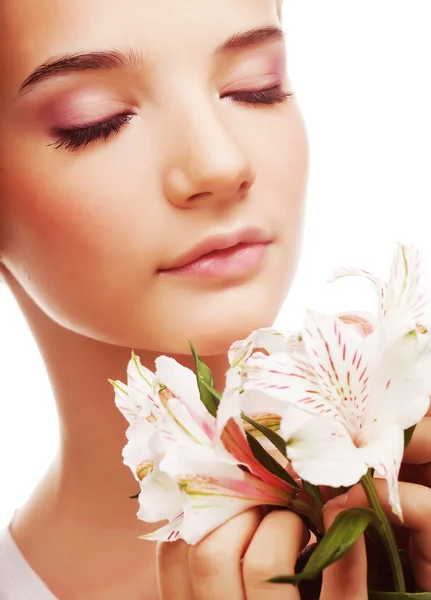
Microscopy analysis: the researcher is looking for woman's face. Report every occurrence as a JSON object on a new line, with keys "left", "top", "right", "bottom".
{"left": 0, "top": 0, "right": 309, "bottom": 355}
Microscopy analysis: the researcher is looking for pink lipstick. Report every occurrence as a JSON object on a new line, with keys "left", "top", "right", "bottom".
{"left": 158, "top": 227, "right": 272, "bottom": 279}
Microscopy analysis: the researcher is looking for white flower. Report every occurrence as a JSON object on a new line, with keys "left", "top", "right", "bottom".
{"left": 110, "top": 351, "right": 159, "bottom": 424}
{"left": 228, "top": 327, "right": 304, "bottom": 368}
{"left": 226, "top": 328, "right": 304, "bottom": 450}
{"left": 330, "top": 242, "right": 431, "bottom": 337}
{"left": 110, "top": 354, "right": 184, "bottom": 524}
{"left": 112, "top": 352, "right": 316, "bottom": 544}
{"left": 242, "top": 309, "right": 431, "bottom": 519}
{"left": 146, "top": 441, "right": 301, "bottom": 545}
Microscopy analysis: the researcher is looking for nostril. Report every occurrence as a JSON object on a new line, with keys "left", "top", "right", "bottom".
{"left": 188, "top": 191, "right": 212, "bottom": 202}
{"left": 239, "top": 180, "right": 251, "bottom": 193}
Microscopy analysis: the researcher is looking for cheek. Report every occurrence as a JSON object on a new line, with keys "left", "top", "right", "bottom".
{"left": 3, "top": 147, "right": 161, "bottom": 268}
{"left": 270, "top": 104, "right": 309, "bottom": 197}
{"left": 264, "top": 105, "right": 309, "bottom": 289}
{"left": 0, "top": 148, "right": 166, "bottom": 330}
{"left": 259, "top": 102, "right": 309, "bottom": 242}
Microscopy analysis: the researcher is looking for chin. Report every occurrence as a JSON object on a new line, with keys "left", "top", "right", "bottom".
{"left": 189, "top": 318, "right": 274, "bottom": 357}
{"left": 115, "top": 258, "right": 295, "bottom": 357}
{"left": 146, "top": 291, "right": 285, "bottom": 357}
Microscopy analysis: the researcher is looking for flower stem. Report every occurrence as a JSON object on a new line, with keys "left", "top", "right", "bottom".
{"left": 360, "top": 471, "right": 405, "bottom": 593}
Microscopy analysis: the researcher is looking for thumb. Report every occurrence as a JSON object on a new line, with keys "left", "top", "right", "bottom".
{"left": 319, "top": 497, "right": 368, "bottom": 600}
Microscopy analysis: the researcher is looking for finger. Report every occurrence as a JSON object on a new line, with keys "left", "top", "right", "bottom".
{"left": 336, "top": 480, "right": 431, "bottom": 590}
{"left": 403, "top": 418, "right": 431, "bottom": 464}
{"left": 188, "top": 507, "right": 263, "bottom": 600}
{"left": 319, "top": 501, "right": 368, "bottom": 600}
{"left": 339, "top": 480, "right": 431, "bottom": 534}
{"left": 417, "top": 462, "right": 431, "bottom": 487}
{"left": 242, "top": 509, "right": 306, "bottom": 600}
{"left": 157, "top": 539, "right": 194, "bottom": 600}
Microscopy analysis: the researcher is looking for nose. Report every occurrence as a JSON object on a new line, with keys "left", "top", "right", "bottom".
{"left": 163, "top": 102, "right": 256, "bottom": 208}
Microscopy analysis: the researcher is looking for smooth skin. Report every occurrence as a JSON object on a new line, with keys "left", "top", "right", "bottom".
{"left": 158, "top": 506, "right": 368, "bottom": 600}
{"left": 0, "top": 0, "right": 429, "bottom": 598}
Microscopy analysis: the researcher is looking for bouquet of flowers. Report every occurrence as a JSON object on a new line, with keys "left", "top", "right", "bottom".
{"left": 110, "top": 242, "right": 431, "bottom": 598}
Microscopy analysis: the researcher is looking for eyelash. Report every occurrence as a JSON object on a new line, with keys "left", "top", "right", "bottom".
{"left": 50, "top": 85, "right": 294, "bottom": 152}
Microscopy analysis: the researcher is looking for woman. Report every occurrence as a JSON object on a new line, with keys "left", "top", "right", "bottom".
{"left": 1, "top": 0, "right": 431, "bottom": 598}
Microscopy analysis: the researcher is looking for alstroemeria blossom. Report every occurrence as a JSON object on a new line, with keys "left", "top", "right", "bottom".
{"left": 228, "top": 327, "right": 304, "bottom": 367}
{"left": 111, "top": 352, "right": 319, "bottom": 544}
{"left": 241, "top": 309, "right": 431, "bottom": 518}
{"left": 110, "top": 355, "right": 184, "bottom": 524}
{"left": 227, "top": 328, "right": 304, "bottom": 448}
{"left": 151, "top": 435, "right": 313, "bottom": 544}
{"left": 330, "top": 242, "right": 431, "bottom": 339}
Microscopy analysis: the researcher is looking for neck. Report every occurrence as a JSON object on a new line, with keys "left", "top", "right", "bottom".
{"left": 6, "top": 274, "right": 229, "bottom": 599}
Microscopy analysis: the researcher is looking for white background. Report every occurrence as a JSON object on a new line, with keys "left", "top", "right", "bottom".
{"left": 1, "top": 1, "right": 430, "bottom": 526}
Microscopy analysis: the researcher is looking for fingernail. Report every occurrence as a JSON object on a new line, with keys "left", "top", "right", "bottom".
{"left": 337, "top": 491, "right": 349, "bottom": 504}
{"left": 326, "top": 491, "right": 349, "bottom": 508}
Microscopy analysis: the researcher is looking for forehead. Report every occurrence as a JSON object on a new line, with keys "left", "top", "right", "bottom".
{"left": 0, "top": 0, "right": 280, "bottom": 97}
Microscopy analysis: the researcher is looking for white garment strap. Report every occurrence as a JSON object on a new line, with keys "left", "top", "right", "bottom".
{"left": 0, "top": 526, "right": 57, "bottom": 599}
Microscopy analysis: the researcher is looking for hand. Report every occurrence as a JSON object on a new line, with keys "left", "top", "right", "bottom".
{"left": 399, "top": 401, "right": 431, "bottom": 590}
{"left": 157, "top": 505, "right": 369, "bottom": 600}
{"left": 401, "top": 402, "right": 431, "bottom": 489}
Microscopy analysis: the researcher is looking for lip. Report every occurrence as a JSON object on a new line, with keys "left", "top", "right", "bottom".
{"left": 158, "top": 226, "right": 273, "bottom": 273}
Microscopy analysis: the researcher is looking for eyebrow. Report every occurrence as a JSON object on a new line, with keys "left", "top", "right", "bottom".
{"left": 18, "top": 25, "right": 284, "bottom": 95}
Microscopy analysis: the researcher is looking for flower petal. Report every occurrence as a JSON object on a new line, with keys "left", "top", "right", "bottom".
{"left": 244, "top": 311, "right": 373, "bottom": 434}
{"left": 179, "top": 494, "right": 261, "bottom": 545}
{"left": 280, "top": 407, "right": 368, "bottom": 488}
{"left": 218, "top": 368, "right": 288, "bottom": 435}
{"left": 155, "top": 356, "right": 209, "bottom": 423}
{"left": 113, "top": 353, "right": 160, "bottom": 424}
{"left": 137, "top": 466, "right": 183, "bottom": 523}
{"left": 301, "top": 310, "right": 372, "bottom": 429}
{"left": 364, "top": 424, "right": 404, "bottom": 519}
{"left": 157, "top": 395, "right": 215, "bottom": 448}
{"left": 386, "top": 243, "right": 430, "bottom": 324}
{"left": 160, "top": 444, "right": 242, "bottom": 482}
{"left": 160, "top": 447, "right": 293, "bottom": 545}
{"left": 140, "top": 513, "right": 184, "bottom": 542}
{"left": 365, "top": 327, "right": 431, "bottom": 427}
{"left": 329, "top": 266, "right": 388, "bottom": 321}
{"left": 111, "top": 379, "right": 135, "bottom": 424}
{"left": 228, "top": 327, "right": 304, "bottom": 367}
{"left": 395, "top": 395, "right": 430, "bottom": 431}
{"left": 337, "top": 311, "right": 377, "bottom": 337}
{"left": 244, "top": 350, "right": 340, "bottom": 420}
{"left": 122, "top": 418, "right": 157, "bottom": 476}
{"left": 178, "top": 471, "right": 292, "bottom": 545}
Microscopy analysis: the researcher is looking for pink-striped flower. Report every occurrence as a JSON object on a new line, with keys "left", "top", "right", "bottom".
{"left": 110, "top": 354, "right": 183, "bottom": 526}
{"left": 111, "top": 352, "right": 320, "bottom": 545}
{"left": 241, "top": 309, "right": 431, "bottom": 519}
{"left": 226, "top": 327, "right": 304, "bottom": 450}
{"left": 330, "top": 242, "right": 431, "bottom": 340}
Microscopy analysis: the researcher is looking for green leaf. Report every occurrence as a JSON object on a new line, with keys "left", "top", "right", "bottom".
{"left": 404, "top": 425, "right": 416, "bottom": 449}
{"left": 244, "top": 432, "right": 323, "bottom": 537}
{"left": 268, "top": 507, "right": 378, "bottom": 584}
{"left": 245, "top": 431, "right": 299, "bottom": 488}
{"left": 368, "top": 592, "right": 431, "bottom": 599}
{"left": 129, "top": 492, "right": 140, "bottom": 499}
{"left": 189, "top": 341, "right": 220, "bottom": 418}
{"left": 241, "top": 412, "right": 287, "bottom": 458}
{"left": 201, "top": 378, "right": 222, "bottom": 401}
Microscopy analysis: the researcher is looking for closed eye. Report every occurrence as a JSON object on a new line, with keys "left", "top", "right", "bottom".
{"left": 48, "top": 112, "right": 134, "bottom": 152}
{"left": 226, "top": 85, "right": 294, "bottom": 106}
{"left": 48, "top": 85, "right": 294, "bottom": 152}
